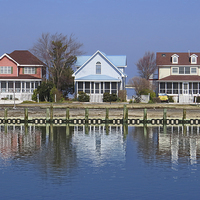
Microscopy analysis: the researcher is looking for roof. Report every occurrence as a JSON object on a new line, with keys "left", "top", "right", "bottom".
{"left": 0, "top": 74, "right": 42, "bottom": 80}
{"left": 75, "top": 51, "right": 127, "bottom": 67}
{"left": 75, "top": 75, "right": 120, "bottom": 81}
{"left": 8, "top": 50, "right": 44, "bottom": 65}
{"left": 156, "top": 52, "right": 200, "bottom": 65}
{"left": 158, "top": 75, "right": 200, "bottom": 82}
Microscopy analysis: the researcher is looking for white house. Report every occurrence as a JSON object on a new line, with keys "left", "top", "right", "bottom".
{"left": 72, "top": 50, "right": 127, "bottom": 102}
{"left": 157, "top": 52, "right": 200, "bottom": 103}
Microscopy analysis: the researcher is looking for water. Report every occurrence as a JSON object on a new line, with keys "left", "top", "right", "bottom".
{"left": 0, "top": 125, "right": 200, "bottom": 200}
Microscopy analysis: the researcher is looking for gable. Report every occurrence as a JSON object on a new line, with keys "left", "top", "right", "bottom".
{"left": 73, "top": 51, "right": 125, "bottom": 80}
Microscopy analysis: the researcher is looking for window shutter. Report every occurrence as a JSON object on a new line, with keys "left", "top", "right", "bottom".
{"left": 11, "top": 67, "right": 13, "bottom": 74}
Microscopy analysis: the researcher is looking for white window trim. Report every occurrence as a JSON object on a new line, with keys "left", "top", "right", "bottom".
{"left": 191, "top": 67, "right": 197, "bottom": 74}
{"left": 24, "top": 67, "right": 36, "bottom": 74}
{"left": 0, "top": 66, "right": 12, "bottom": 74}
{"left": 171, "top": 54, "right": 179, "bottom": 64}
{"left": 190, "top": 54, "right": 198, "bottom": 64}
{"left": 172, "top": 67, "right": 178, "bottom": 74}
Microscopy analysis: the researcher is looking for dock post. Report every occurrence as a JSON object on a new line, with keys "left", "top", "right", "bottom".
{"left": 123, "top": 105, "right": 128, "bottom": 123}
{"left": 163, "top": 108, "right": 167, "bottom": 124}
{"left": 24, "top": 108, "right": 28, "bottom": 123}
{"left": 50, "top": 104, "right": 53, "bottom": 123}
{"left": 4, "top": 108, "right": 7, "bottom": 123}
{"left": 183, "top": 109, "right": 186, "bottom": 123}
{"left": 46, "top": 108, "right": 50, "bottom": 123}
{"left": 66, "top": 108, "right": 69, "bottom": 123}
{"left": 143, "top": 108, "right": 147, "bottom": 124}
{"left": 85, "top": 108, "right": 89, "bottom": 123}
{"left": 105, "top": 108, "right": 109, "bottom": 123}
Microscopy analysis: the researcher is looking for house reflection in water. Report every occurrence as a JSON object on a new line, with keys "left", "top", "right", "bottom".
{"left": 0, "top": 125, "right": 41, "bottom": 160}
{"left": 130, "top": 125, "right": 200, "bottom": 168}
{"left": 158, "top": 126, "right": 200, "bottom": 166}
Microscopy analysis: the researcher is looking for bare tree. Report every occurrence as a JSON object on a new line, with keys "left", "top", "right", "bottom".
{"left": 128, "top": 76, "right": 150, "bottom": 96}
{"left": 31, "top": 33, "right": 83, "bottom": 96}
{"left": 136, "top": 51, "right": 157, "bottom": 80}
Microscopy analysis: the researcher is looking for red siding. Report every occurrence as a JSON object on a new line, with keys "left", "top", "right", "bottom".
{"left": 0, "top": 56, "right": 18, "bottom": 76}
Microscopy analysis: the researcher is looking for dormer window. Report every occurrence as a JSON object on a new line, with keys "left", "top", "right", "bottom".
{"left": 171, "top": 54, "right": 179, "bottom": 64}
{"left": 190, "top": 54, "right": 198, "bottom": 64}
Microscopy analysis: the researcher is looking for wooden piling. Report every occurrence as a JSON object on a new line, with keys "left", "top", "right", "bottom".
{"left": 46, "top": 108, "right": 50, "bottom": 122}
{"left": 123, "top": 105, "right": 128, "bottom": 123}
{"left": 143, "top": 108, "right": 147, "bottom": 123}
{"left": 183, "top": 109, "right": 186, "bottom": 123}
{"left": 24, "top": 108, "right": 28, "bottom": 123}
{"left": 85, "top": 108, "right": 89, "bottom": 123}
{"left": 163, "top": 108, "right": 167, "bottom": 124}
{"left": 4, "top": 108, "right": 7, "bottom": 121}
{"left": 50, "top": 104, "right": 53, "bottom": 123}
{"left": 105, "top": 108, "right": 109, "bottom": 123}
{"left": 66, "top": 108, "right": 69, "bottom": 122}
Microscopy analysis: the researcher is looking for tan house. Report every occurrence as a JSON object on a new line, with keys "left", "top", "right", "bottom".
{"left": 157, "top": 52, "right": 200, "bottom": 103}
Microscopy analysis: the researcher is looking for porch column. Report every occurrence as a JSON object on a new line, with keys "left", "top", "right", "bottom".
{"left": 103, "top": 82, "right": 105, "bottom": 93}
{"left": 172, "top": 82, "right": 173, "bottom": 94}
{"left": 90, "top": 82, "right": 91, "bottom": 94}
{"left": 6, "top": 81, "right": 8, "bottom": 92}
{"left": 94, "top": 82, "right": 96, "bottom": 94}
{"left": 34, "top": 81, "right": 35, "bottom": 90}
{"left": 13, "top": 81, "right": 15, "bottom": 92}
{"left": 117, "top": 82, "right": 118, "bottom": 95}
{"left": 30, "top": 82, "right": 31, "bottom": 93}
{"left": 158, "top": 82, "right": 160, "bottom": 93}
{"left": 0, "top": 81, "right": 1, "bottom": 93}
{"left": 83, "top": 82, "right": 85, "bottom": 92}
{"left": 20, "top": 81, "right": 22, "bottom": 93}
{"left": 110, "top": 82, "right": 111, "bottom": 94}
{"left": 165, "top": 82, "right": 167, "bottom": 93}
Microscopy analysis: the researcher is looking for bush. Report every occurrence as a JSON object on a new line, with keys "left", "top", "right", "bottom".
{"left": 50, "top": 87, "right": 64, "bottom": 102}
{"left": 32, "top": 89, "right": 38, "bottom": 101}
{"left": 78, "top": 92, "right": 90, "bottom": 102}
{"left": 168, "top": 96, "right": 174, "bottom": 102}
{"left": 103, "top": 93, "right": 118, "bottom": 102}
{"left": 129, "top": 99, "right": 133, "bottom": 104}
{"left": 103, "top": 93, "right": 111, "bottom": 102}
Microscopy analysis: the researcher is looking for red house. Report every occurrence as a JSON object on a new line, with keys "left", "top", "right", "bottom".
{"left": 0, "top": 50, "right": 45, "bottom": 101}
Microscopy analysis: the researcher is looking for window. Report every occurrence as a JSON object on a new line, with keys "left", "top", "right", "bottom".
{"left": 178, "top": 67, "right": 195, "bottom": 74}
{"left": 190, "top": 54, "right": 198, "bottom": 64}
{"left": 185, "top": 67, "right": 190, "bottom": 74}
{"left": 24, "top": 67, "right": 36, "bottom": 74}
{"left": 172, "top": 67, "right": 178, "bottom": 74}
{"left": 191, "top": 67, "right": 197, "bottom": 74}
{"left": 96, "top": 62, "right": 101, "bottom": 74}
{"left": 172, "top": 54, "right": 179, "bottom": 64}
{"left": 0, "top": 66, "right": 12, "bottom": 74}
{"left": 179, "top": 67, "right": 184, "bottom": 74}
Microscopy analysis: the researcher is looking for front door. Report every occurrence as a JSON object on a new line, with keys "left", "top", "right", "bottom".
{"left": 95, "top": 82, "right": 100, "bottom": 94}
{"left": 183, "top": 82, "right": 188, "bottom": 94}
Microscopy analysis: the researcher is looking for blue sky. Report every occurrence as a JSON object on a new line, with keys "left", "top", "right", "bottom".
{"left": 1, "top": 0, "right": 200, "bottom": 81}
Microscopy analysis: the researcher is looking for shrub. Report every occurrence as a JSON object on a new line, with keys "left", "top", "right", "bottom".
{"left": 168, "top": 96, "right": 174, "bottom": 102}
{"left": 78, "top": 92, "right": 90, "bottom": 102}
{"left": 50, "top": 87, "right": 64, "bottom": 102}
{"left": 129, "top": 99, "right": 133, "bottom": 104}
{"left": 103, "top": 93, "right": 111, "bottom": 102}
{"left": 32, "top": 89, "right": 38, "bottom": 101}
{"left": 103, "top": 93, "right": 118, "bottom": 102}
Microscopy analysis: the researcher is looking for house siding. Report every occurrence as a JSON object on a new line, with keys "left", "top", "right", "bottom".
{"left": 0, "top": 57, "right": 18, "bottom": 76}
